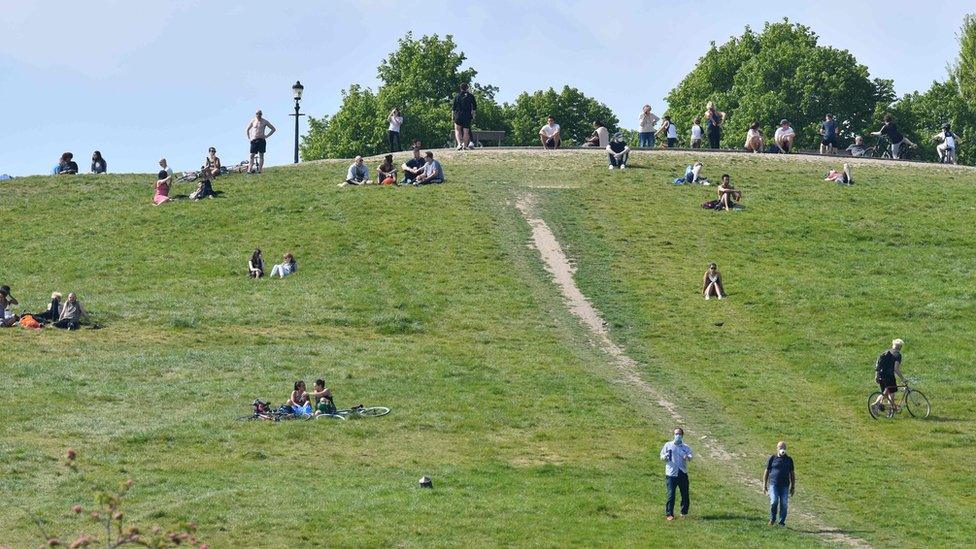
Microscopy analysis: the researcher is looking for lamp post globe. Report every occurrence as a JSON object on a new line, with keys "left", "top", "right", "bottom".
{"left": 291, "top": 81, "right": 305, "bottom": 163}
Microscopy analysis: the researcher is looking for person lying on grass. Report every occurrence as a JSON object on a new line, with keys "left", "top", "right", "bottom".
{"left": 823, "top": 164, "right": 853, "bottom": 184}
{"left": 269, "top": 253, "right": 297, "bottom": 278}
{"left": 702, "top": 263, "right": 725, "bottom": 300}
{"left": 717, "top": 174, "right": 741, "bottom": 210}
{"left": 309, "top": 379, "right": 336, "bottom": 415}
{"left": 53, "top": 292, "right": 86, "bottom": 330}
{"left": 287, "top": 380, "right": 312, "bottom": 416}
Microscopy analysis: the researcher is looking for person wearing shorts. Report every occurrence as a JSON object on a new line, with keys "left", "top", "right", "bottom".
{"left": 452, "top": 83, "right": 477, "bottom": 150}
{"left": 871, "top": 114, "right": 916, "bottom": 159}
{"left": 820, "top": 114, "right": 838, "bottom": 155}
{"left": 245, "top": 109, "right": 276, "bottom": 174}
{"left": 310, "top": 379, "right": 336, "bottom": 415}
{"left": 872, "top": 339, "right": 906, "bottom": 416}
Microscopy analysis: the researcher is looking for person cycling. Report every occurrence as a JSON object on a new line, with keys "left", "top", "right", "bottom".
{"left": 309, "top": 379, "right": 336, "bottom": 415}
{"left": 933, "top": 123, "right": 961, "bottom": 164}
{"left": 872, "top": 339, "right": 907, "bottom": 416}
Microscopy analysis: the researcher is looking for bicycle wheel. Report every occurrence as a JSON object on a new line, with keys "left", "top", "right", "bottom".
{"left": 867, "top": 393, "right": 886, "bottom": 419}
{"left": 314, "top": 413, "right": 347, "bottom": 420}
{"left": 356, "top": 406, "right": 391, "bottom": 418}
{"left": 905, "top": 389, "right": 931, "bottom": 418}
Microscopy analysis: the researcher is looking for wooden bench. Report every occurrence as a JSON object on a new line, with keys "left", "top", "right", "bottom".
{"left": 445, "top": 130, "right": 506, "bottom": 147}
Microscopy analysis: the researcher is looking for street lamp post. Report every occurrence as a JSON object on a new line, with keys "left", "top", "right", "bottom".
{"left": 290, "top": 81, "right": 305, "bottom": 164}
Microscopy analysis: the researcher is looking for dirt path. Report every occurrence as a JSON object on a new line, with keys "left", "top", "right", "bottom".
{"left": 515, "top": 192, "right": 870, "bottom": 547}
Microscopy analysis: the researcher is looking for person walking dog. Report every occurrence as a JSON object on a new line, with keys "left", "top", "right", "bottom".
{"left": 762, "top": 441, "right": 796, "bottom": 526}
{"left": 660, "top": 427, "right": 693, "bottom": 520}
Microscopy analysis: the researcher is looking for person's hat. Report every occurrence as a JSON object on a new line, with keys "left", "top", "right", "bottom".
{"left": 612, "top": 132, "right": 624, "bottom": 142}
{"left": 780, "top": 119, "right": 789, "bottom": 125}
{"left": 942, "top": 123, "right": 951, "bottom": 130}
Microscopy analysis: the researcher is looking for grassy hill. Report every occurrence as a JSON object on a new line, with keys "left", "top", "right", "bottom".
{"left": 1, "top": 150, "right": 974, "bottom": 547}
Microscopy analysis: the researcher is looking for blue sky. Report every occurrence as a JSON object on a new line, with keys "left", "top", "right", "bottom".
{"left": 1, "top": 0, "right": 970, "bottom": 176}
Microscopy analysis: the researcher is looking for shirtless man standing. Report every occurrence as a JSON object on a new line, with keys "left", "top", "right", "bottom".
{"left": 245, "top": 109, "right": 276, "bottom": 174}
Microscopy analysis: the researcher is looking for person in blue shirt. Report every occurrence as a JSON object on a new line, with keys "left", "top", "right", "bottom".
{"left": 762, "top": 441, "right": 796, "bottom": 526}
{"left": 820, "top": 114, "right": 839, "bottom": 155}
{"left": 660, "top": 427, "right": 694, "bottom": 520}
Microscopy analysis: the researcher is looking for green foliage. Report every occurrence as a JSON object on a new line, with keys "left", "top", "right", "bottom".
{"left": 665, "top": 20, "right": 889, "bottom": 149}
{"left": 305, "top": 84, "right": 382, "bottom": 160}
{"left": 950, "top": 14, "right": 976, "bottom": 104}
{"left": 298, "top": 114, "right": 329, "bottom": 162}
{"left": 887, "top": 81, "right": 976, "bottom": 164}
{"left": 504, "top": 86, "right": 619, "bottom": 146}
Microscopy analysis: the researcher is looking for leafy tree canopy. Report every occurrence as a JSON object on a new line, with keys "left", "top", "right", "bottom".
{"left": 504, "top": 86, "right": 618, "bottom": 146}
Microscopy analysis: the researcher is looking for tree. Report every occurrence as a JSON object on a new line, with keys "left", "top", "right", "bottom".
{"left": 504, "top": 86, "right": 618, "bottom": 146}
{"left": 298, "top": 114, "right": 329, "bottom": 162}
{"left": 950, "top": 14, "right": 976, "bottom": 104}
{"left": 665, "top": 20, "right": 889, "bottom": 149}
{"left": 304, "top": 84, "right": 382, "bottom": 160}
{"left": 888, "top": 80, "right": 976, "bottom": 165}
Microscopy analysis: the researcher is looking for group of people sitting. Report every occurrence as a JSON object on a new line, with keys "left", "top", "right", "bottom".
{"left": 53, "top": 151, "right": 107, "bottom": 175}
{"left": 248, "top": 249, "right": 298, "bottom": 279}
{"left": 1, "top": 286, "right": 88, "bottom": 330}
{"left": 340, "top": 148, "right": 444, "bottom": 187}
{"left": 285, "top": 379, "right": 337, "bottom": 416}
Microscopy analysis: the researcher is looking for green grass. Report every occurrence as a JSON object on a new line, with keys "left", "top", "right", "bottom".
{"left": 1, "top": 150, "right": 973, "bottom": 547}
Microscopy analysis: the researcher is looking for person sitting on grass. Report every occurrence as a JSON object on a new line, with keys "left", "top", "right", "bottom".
{"left": 584, "top": 121, "right": 609, "bottom": 147}
{"left": 744, "top": 122, "right": 764, "bottom": 153}
{"left": 341, "top": 156, "right": 369, "bottom": 186}
{"left": 57, "top": 152, "right": 79, "bottom": 175}
{"left": 53, "top": 292, "right": 86, "bottom": 330}
{"left": 248, "top": 249, "right": 265, "bottom": 278}
{"left": 270, "top": 253, "right": 297, "bottom": 278}
{"left": 91, "top": 151, "right": 108, "bottom": 174}
{"left": 414, "top": 151, "right": 444, "bottom": 185}
{"left": 190, "top": 147, "right": 219, "bottom": 200}
{"left": 539, "top": 116, "right": 561, "bottom": 149}
{"left": 846, "top": 136, "right": 869, "bottom": 157}
{"left": 717, "top": 174, "right": 741, "bottom": 210}
{"left": 310, "top": 379, "right": 336, "bottom": 415}
{"left": 377, "top": 154, "right": 397, "bottom": 185}
{"left": 701, "top": 263, "right": 725, "bottom": 300}
{"left": 824, "top": 163, "right": 854, "bottom": 185}
{"left": 683, "top": 162, "right": 705, "bottom": 184}
{"left": 774, "top": 119, "right": 795, "bottom": 153}
{"left": 401, "top": 147, "right": 425, "bottom": 185}
{"left": 0, "top": 285, "right": 19, "bottom": 327}
{"left": 34, "top": 292, "right": 62, "bottom": 324}
{"left": 607, "top": 133, "right": 630, "bottom": 170}
{"left": 153, "top": 170, "right": 171, "bottom": 205}
{"left": 286, "top": 380, "right": 312, "bottom": 416}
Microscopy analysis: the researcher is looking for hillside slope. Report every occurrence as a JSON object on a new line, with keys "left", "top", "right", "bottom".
{"left": 1, "top": 150, "right": 974, "bottom": 547}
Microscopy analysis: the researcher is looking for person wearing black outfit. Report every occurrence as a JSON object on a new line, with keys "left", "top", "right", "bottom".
{"left": 401, "top": 147, "right": 426, "bottom": 184}
{"left": 451, "top": 83, "right": 477, "bottom": 150}
{"left": 872, "top": 339, "right": 906, "bottom": 416}
{"left": 762, "top": 441, "right": 796, "bottom": 526}
{"left": 871, "top": 114, "right": 916, "bottom": 159}
{"left": 57, "top": 152, "right": 79, "bottom": 175}
{"left": 91, "top": 151, "right": 107, "bottom": 173}
{"left": 34, "top": 292, "right": 62, "bottom": 323}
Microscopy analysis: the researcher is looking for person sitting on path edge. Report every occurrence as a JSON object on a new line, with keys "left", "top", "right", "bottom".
{"left": 774, "top": 119, "right": 796, "bottom": 153}
{"left": 584, "top": 121, "right": 609, "bottom": 147}
{"left": 660, "top": 427, "right": 693, "bottom": 521}
{"left": 341, "top": 156, "right": 369, "bottom": 186}
{"left": 540, "top": 116, "right": 561, "bottom": 149}
{"left": 745, "top": 122, "right": 764, "bottom": 153}
{"left": 702, "top": 263, "right": 725, "bottom": 299}
{"left": 91, "top": 151, "right": 107, "bottom": 174}
{"left": 413, "top": 152, "right": 444, "bottom": 185}
{"left": 763, "top": 441, "right": 796, "bottom": 526}
{"left": 607, "top": 133, "right": 630, "bottom": 169}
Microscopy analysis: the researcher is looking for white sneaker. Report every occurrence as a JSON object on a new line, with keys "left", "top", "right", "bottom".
{"left": 705, "top": 295, "right": 710, "bottom": 300}
{"left": 717, "top": 294, "right": 723, "bottom": 300}
{"left": 620, "top": 165, "right": 626, "bottom": 170}
{"left": 608, "top": 165, "right": 614, "bottom": 170}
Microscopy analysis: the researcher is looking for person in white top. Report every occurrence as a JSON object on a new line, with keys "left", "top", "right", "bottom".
{"left": 539, "top": 116, "right": 561, "bottom": 149}
{"left": 702, "top": 263, "right": 725, "bottom": 299}
{"left": 774, "top": 119, "right": 795, "bottom": 153}
{"left": 690, "top": 117, "right": 704, "bottom": 149}
{"left": 158, "top": 158, "right": 174, "bottom": 184}
{"left": 584, "top": 121, "right": 609, "bottom": 147}
{"left": 744, "top": 122, "right": 764, "bottom": 153}
{"left": 657, "top": 116, "right": 679, "bottom": 148}
{"left": 934, "top": 123, "right": 961, "bottom": 164}
{"left": 638, "top": 105, "right": 660, "bottom": 147}
{"left": 245, "top": 109, "right": 277, "bottom": 174}
{"left": 388, "top": 108, "right": 403, "bottom": 152}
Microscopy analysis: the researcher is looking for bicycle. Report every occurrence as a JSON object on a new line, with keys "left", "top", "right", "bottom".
{"left": 313, "top": 405, "right": 391, "bottom": 421}
{"left": 868, "top": 379, "right": 930, "bottom": 419}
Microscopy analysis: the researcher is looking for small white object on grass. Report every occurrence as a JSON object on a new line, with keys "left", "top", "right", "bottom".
{"left": 419, "top": 476, "right": 433, "bottom": 488}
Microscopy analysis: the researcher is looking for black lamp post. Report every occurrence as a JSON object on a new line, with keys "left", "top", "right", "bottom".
{"left": 290, "top": 81, "right": 305, "bottom": 164}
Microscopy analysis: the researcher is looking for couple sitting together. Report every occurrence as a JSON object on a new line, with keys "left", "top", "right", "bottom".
{"left": 248, "top": 249, "right": 298, "bottom": 279}
{"left": 286, "top": 379, "right": 337, "bottom": 416}
{"left": 341, "top": 149, "right": 443, "bottom": 187}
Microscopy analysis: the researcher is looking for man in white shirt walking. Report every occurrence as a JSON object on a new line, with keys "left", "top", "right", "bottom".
{"left": 539, "top": 116, "right": 561, "bottom": 149}
{"left": 660, "top": 427, "right": 694, "bottom": 520}
{"left": 246, "top": 109, "right": 277, "bottom": 174}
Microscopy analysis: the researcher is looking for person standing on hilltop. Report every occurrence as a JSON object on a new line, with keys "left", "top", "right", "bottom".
{"left": 704, "top": 102, "right": 725, "bottom": 149}
{"left": 245, "top": 109, "right": 276, "bottom": 174}
{"left": 452, "top": 83, "right": 477, "bottom": 150}
{"left": 638, "top": 105, "right": 660, "bottom": 148}
{"left": 660, "top": 427, "right": 693, "bottom": 521}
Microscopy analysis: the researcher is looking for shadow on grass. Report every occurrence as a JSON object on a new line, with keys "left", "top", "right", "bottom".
{"left": 924, "top": 415, "right": 962, "bottom": 422}
{"left": 699, "top": 514, "right": 767, "bottom": 523}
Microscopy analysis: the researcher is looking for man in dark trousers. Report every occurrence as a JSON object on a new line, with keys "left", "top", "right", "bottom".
{"left": 660, "top": 427, "right": 693, "bottom": 520}
{"left": 762, "top": 441, "right": 796, "bottom": 526}
{"left": 871, "top": 339, "right": 906, "bottom": 417}
{"left": 451, "top": 83, "right": 477, "bottom": 150}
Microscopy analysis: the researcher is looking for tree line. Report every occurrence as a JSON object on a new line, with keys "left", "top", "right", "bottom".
{"left": 302, "top": 17, "right": 976, "bottom": 165}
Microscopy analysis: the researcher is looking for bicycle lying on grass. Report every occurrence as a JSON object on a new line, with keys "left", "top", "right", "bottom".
{"left": 868, "top": 379, "right": 930, "bottom": 419}
{"left": 237, "top": 400, "right": 390, "bottom": 422}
